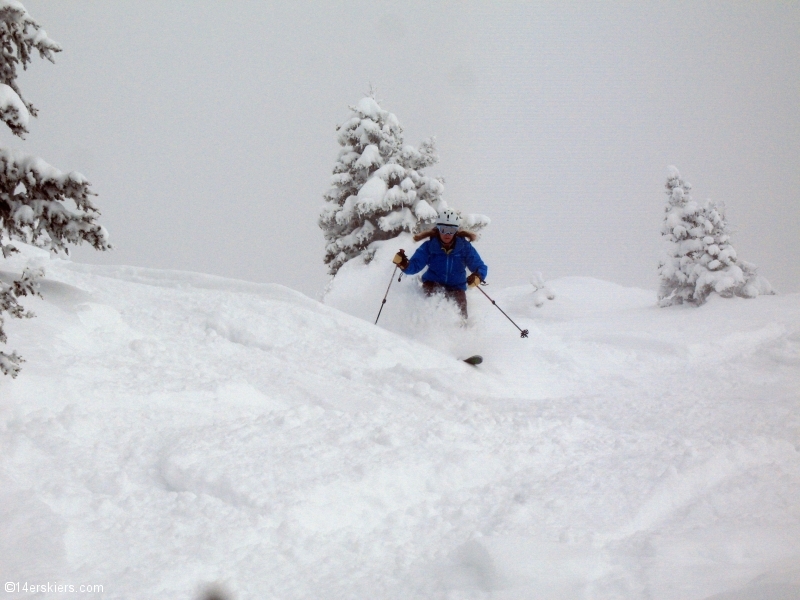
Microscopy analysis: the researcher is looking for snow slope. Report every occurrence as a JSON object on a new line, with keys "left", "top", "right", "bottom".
{"left": 1, "top": 245, "right": 799, "bottom": 600}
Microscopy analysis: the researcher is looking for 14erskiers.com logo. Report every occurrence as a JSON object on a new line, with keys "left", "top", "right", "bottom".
{"left": 5, "top": 581, "right": 104, "bottom": 594}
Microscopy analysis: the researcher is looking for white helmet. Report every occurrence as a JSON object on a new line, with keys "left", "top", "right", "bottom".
{"left": 437, "top": 208, "right": 461, "bottom": 227}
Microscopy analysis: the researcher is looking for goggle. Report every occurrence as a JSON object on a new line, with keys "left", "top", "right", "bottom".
{"left": 437, "top": 225, "right": 458, "bottom": 236}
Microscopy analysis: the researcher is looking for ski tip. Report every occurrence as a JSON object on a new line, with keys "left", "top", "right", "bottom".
{"left": 463, "top": 355, "right": 483, "bottom": 366}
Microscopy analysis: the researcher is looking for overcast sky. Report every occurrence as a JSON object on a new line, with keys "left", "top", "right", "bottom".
{"left": 13, "top": 1, "right": 800, "bottom": 297}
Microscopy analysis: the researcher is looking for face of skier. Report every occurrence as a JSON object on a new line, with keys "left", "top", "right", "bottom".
{"left": 437, "top": 224, "right": 457, "bottom": 246}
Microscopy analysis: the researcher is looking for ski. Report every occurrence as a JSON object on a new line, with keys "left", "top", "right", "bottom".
{"left": 463, "top": 355, "right": 483, "bottom": 366}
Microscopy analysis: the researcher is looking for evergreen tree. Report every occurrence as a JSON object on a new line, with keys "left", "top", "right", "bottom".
{"left": 0, "top": 1, "right": 110, "bottom": 376}
{"left": 319, "top": 95, "right": 447, "bottom": 275}
{"left": 657, "top": 166, "right": 772, "bottom": 306}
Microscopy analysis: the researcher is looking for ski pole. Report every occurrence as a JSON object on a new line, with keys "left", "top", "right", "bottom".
{"left": 476, "top": 284, "right": 529, "bottom": 338}
{"left": 375, "top": 251, "right": 405, "bottom": 325}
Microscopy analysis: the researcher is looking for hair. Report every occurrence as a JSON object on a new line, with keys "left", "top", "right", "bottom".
{"left": 413, "top": 228, "right": 477, "bottom": 243}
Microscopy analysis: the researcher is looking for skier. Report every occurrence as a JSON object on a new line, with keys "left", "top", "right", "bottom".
{"left": 392, "top": 209, "right": 488, "bottom": 319}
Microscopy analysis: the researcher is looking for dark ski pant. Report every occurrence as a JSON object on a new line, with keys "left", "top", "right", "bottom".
{"left": 422, "top": 280, "right": 468, "bottom": 319}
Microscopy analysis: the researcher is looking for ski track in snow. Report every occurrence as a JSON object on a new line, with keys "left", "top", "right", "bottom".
{"left": 1, "top": 247, "right": 800, "bottom": 600}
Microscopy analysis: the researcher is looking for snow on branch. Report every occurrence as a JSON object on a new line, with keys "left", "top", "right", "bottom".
{"left": 0, "top": 82, "right": 28, "bottom": 135}
{"left": 0, "top": 148, "right": 111, "bottom": 256}
{"left": 0, "top": 266, "right": 40, "bottom": 376}
{"left": 0, "top": 0, "right": 62, "bottom": 136}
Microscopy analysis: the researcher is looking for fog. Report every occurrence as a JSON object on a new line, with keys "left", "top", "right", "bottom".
{"left": 14, "top": 1, "right": 800, "bottom": 297}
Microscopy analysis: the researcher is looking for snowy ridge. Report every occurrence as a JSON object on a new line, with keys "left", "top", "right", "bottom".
{"left": 1, "top": 246, "right": 800, "bottom": 599}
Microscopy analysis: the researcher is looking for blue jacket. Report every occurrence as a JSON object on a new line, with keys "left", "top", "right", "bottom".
{"left": 404, "top": 233, "right": 488, "bottom": 290}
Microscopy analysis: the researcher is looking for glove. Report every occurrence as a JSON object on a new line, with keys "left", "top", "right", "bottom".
{"left": 392, "top": 250, "right": 409, "bottom": 270}
{"left": 467, "top": 273, "right": 482, "bottom": 288}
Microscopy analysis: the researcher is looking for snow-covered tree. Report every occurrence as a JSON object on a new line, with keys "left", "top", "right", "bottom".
{"left": 320, "top": 95, "right": 467, "bottom": 275}
{"left": 657, "top": 166, "right": 772, "bottom": 307}
{"left": 0, "top": 1, "right": 110, "bottom": 376}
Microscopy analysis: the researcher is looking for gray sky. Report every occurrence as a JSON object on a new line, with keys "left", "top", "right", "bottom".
{"left": 14, "top": 1, "right": 800, "bottom": 297}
